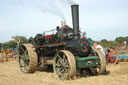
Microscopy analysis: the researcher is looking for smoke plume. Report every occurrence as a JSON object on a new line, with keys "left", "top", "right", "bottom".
{"left": 20, "top": 0, "right": 65, "bottom": 20}
{"left": 41, "top": 0, "right": 65, "bottom": 20}
{"left": 65, "top": 0, "right": 77, "bottom": 5}
{"left": 20, "top": 0, "right": 77, "bottom": 20}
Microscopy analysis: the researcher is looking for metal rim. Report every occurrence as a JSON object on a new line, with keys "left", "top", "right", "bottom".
{"left": 53, "top": 50, "right": 76, "bottom": 80}
{"left": 89, "top": 48, "right": 106, "bottom": 75}
{"left": 18, "top": 44, "right": 38, "bottom": 73}
{"left": 95, "top": 49, "right": 106, "bottom": 75}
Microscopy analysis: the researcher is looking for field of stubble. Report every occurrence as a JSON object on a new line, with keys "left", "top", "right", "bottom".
{"left": 0, "top": 59, "right": 128, "bottom": 85}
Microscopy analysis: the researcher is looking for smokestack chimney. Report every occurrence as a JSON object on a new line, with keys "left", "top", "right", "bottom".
{"left": 71, "top": 4, "right": 80, "bottom": 40}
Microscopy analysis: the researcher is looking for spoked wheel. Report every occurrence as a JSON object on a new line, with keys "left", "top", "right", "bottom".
{"left": 107, "top": 48, "right": 118, "bottom": 64}
{"left": 18, "top": 44, "right": 38, "bottom": 73}
{"left": 53, "top": 50, "right": 76, "bottom": 80}
{"left": 89, "top": 49, "right": 106, "bottom": 75}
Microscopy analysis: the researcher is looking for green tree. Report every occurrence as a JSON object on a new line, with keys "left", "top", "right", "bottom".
{"left": 1, "top": 42, "right": 8, "bottom": 49}
{"left": 28, "top": 36, "right": 34, "bottom": 43}
{"left": 88, "top": 38, "right": 94, "bottom": 45}
{"left": 7, "top": 40, "right": 17, "bottom": 48}
{"left": 11, "top": 35, "right": 28, "bottom": 45}
{"left": 100, "top": 39, "right": 120, "bottom": 48}
{"left": 115, "top": 37, "right": 125, "bottom": 43}
{"left": 0, "top": 43, "right": 2, "bottom": 48}
{"left": 101, "top": 39, "right": 108, "bottom": 43}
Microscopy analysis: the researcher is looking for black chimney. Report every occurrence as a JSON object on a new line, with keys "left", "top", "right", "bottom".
{"left": 71, "top": 4, "right": 80, "bottom": 40}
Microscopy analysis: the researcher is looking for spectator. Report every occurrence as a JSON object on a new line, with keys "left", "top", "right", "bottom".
{"left": 124, "top": 41, "right": 127, "bottom": 47}
{"left": 92, "top": 42, "right": 105, "bottom": 55}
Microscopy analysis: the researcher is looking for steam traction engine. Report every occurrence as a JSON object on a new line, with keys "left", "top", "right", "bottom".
{"left": 18, "top": 5, "right": 106, "bottom": 80}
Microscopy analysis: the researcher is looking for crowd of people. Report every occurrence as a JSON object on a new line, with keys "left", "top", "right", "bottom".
{"left": 0, "top": 48, "right": 17, "bottom": 62}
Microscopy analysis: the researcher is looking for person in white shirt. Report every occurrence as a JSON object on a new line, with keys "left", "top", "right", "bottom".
{"left": 93, "top": 42, "right": 105, "bottom": 55}
{"left": 124, "top": 41, "right": 127, "bottom": 47}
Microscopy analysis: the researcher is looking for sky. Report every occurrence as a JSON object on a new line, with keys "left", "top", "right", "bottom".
{"left": 0, "top": 0, "right": 128, "bottom": 43}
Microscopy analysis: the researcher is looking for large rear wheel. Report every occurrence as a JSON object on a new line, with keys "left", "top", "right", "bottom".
{"left": 18, "top": 44, "right": 38, "bottom": 73}
{"left": 89, "top": 49, "right": 106, "bottom": 75}
{"left": 53, "top": 50, "right": 76, "bottom": 80}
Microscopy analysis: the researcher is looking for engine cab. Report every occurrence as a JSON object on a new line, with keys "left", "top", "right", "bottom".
{"left": 34, "top": 25, "right": 74, "bottom": 46}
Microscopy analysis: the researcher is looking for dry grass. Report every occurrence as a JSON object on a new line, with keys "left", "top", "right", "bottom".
{"left": 0, "top": 60, "right": 128, "bottom": 85}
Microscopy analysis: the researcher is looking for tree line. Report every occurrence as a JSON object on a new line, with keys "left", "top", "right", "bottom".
{"left": 0, "top": 35, "right": 128, "bottom": 49}
{"left": 99, "top": 36, "right": 128, "bottom": 48}
{"left": 0, "top": 35, "right": 29, "bottom": 49}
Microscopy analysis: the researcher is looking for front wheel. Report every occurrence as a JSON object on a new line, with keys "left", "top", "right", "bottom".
{"left": 53, "top": 50, "right": 76, "bottom": 80}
